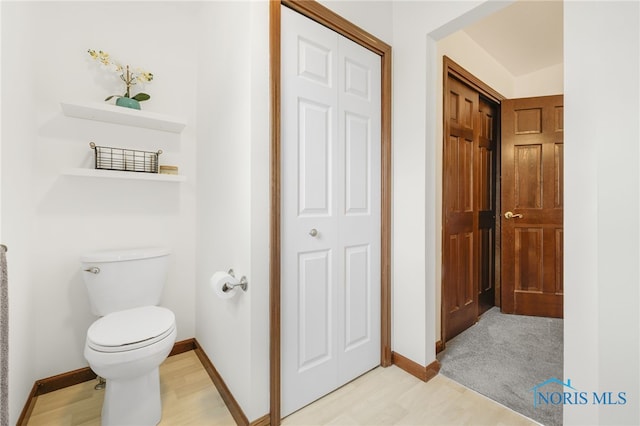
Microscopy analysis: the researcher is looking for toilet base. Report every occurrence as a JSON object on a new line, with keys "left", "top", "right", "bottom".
{"left": 101, "top": 367, "right": 162, "bottom": 426}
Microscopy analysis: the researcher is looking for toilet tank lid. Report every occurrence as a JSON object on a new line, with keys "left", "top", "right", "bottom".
{"left": 80, "top": 247, "right": 170, "bottom": 263}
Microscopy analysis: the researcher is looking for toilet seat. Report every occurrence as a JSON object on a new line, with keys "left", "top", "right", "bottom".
{"left": 87, "top": 306, "right": 175, "bottom": 353}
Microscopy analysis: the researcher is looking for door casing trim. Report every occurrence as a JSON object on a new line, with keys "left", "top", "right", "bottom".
{"left": 270, "top": 1, "right": 392, "bottom": 423}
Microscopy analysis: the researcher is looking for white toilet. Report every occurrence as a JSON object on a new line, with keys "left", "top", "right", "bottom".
{"left": 81, "top": 247, "right": 177, "bottom": 426}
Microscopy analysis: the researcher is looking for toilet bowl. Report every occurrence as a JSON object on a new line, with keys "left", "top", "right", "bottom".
{"left": 81, "top": 247, "right": 175, "bottom": 426}
{"left": 85, "top": 306, "right": 177, "bottom": 426}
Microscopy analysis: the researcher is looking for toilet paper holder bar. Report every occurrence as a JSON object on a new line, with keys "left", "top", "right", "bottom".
{"left": 223, "top": 269, "right": 248, "bottom": 293}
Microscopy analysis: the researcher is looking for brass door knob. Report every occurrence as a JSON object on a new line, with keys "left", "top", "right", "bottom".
{"left": 504, "top": 211, "right": 523, "bottom": 219}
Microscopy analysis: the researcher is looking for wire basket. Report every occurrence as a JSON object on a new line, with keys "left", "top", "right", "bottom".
{"left": 89, "top": 142, "right": 162, "bottom": 174}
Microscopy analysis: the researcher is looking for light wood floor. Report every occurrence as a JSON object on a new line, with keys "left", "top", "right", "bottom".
{"left": 27, "top": 351, "right": 538, "bottom": 425}
{"left": 27, "top": 351, "right": 236, "bottom": 425}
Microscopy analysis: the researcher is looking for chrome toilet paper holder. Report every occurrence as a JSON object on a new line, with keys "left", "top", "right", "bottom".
{"left": 223, "top": 269, "right": 248, "bottom": 292}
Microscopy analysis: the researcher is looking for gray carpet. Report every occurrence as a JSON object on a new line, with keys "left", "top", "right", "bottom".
{"left": 437, "top": 307, "right": 563, "bottom": 426}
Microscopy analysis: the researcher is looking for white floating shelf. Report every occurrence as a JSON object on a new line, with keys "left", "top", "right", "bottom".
{"left": 63, "top": 168, "right": 186, "bottom": 182}
{"left": 61, "top": 102, "right": 186, "bottom": 133}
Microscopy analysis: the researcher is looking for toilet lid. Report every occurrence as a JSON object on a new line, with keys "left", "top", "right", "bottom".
{"left": 87, "top": 306, "right": 175, "bottom": 353}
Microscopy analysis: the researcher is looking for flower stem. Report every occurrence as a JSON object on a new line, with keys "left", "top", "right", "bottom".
{"left": 125, "top": 65, "right": 131, "bottom": 98}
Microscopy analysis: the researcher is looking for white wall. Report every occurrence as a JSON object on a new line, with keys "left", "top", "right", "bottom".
{"left": 195, "top": 1, "right": 267, "bottom": 421}
{"left": 247, "top": 0, "right": 272, "bottom": 417}
{"left": 515, "top": 62, "right": 564, "bottom": 98}
{"left": 2, "top": 2, "right": 200, "bottom": 423}
{"left": 318, "top": 0, "right": 394, "bottom": 44}
{"left": 439, "top": 30, "right": 516, "bottom": 98}
{"left": 564, "top": 2, "right": 639, "bottom": 424}
{"left": 2, "top": 4, "right": 37, "bottom": 421}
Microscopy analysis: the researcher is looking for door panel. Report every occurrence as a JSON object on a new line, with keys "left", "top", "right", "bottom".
{"left": 298, "top": 38, "right": 332, "bottom": 86}
{"left": 281, "top": 6, "right": 381, "bottom": 417}
{"left": 514, "top": 144, "right": 542, "bottom": 208}
{"left": 344, "top": 244, "right": 370, "bottom": 350}
{"left": 336, "top": 32, "right": 381, "bottom": 390}
{"left": 443, "top": 77, "right": 479, "bottom": 341}
{"left": 298, "top": 249, "right": 332, "bottom": 371}
{"left": 443, "top": 74, "right": 498, "bottom": 341}
{"left": 298, "top": 100, "right": 332, "bottom": 216}
{"left": 477, "top": 98, "right": 497, "bottom": 314}
{"left": 281, "top": 7, "right": 339, "bottom": 416}
{"left": 344, "top": 113, "right": 370, "bottom": 214}
{"left": 514, "top": 227, "right": 543, "bottom": 291}
{"left": 501, "top": 95, "right": 563, "bottom": 318}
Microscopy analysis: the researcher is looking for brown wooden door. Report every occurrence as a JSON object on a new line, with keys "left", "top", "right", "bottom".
{"left": 443, "top": 77, "right": 498, "bottom": 340}
{"left": 443, "top": 77, "right": 478, "bottom": 340}
{"left": 477, "top": 98, "right": 497, "bottom": 315}
{"left": 501, "top": 95, "right": 563, "bottom": 318}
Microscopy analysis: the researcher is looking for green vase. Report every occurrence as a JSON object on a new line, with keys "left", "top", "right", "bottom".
{"left": 115, "top": 97, "right": 141, "bottom": 110}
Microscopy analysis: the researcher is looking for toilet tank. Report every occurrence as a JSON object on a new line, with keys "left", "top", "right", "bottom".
{"left": 81, "top": 247, "right": 170, "bottom": 316}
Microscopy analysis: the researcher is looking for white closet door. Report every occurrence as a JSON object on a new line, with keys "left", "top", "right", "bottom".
{"left": 281, "top": 6, "right": 381, "bottom": 417}
{"left": 336, "top": 34, "right": 381, "bottom": 385}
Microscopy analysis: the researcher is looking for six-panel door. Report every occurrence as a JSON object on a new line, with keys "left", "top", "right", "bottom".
{"left": 281, "top": 6, "right": 381, "bottom": 417}
{"left": 501, "top": 95, "right": 563, "bottom": 318}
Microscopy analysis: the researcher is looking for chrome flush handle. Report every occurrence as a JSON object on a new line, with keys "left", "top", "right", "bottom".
{"left": 84, "top": 267, "right": 100, "bottom": 274}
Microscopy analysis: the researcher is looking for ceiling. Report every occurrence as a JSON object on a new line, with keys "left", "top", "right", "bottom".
{"left": 462, "top": 0, "right": 563, "bottom": 77}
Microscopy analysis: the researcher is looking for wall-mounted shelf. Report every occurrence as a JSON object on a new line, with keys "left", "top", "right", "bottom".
{"left": 61, "top": 102, "right": 186, "bottom": 133}
{"left": 62, "top": 168, "right": 186, "bottom": 182}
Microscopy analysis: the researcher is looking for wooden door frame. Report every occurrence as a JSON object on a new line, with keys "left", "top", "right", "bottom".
{"left": 270, "top": 1, "right": 392, "bottom": 423}
{"left": 440, "top": 56, "right": 504, "bottom": 347}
